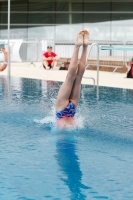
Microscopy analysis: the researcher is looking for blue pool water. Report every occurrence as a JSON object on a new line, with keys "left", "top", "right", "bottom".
{"left": 0, "top": 76, "right": 133, "bottom": 200}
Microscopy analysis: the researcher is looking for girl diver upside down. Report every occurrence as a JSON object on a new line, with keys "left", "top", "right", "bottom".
{"left": 55, "top": 30, "right": 90, "bottom": 127}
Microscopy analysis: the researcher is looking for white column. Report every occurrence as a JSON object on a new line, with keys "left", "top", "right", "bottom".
{"left": 69, "top": 2, "right": 72, "bottom": 41}
{"left": 8, "top": 0, "right": 11, "bottom": 77}
{"left": 69, "top": 2, "right": 72, "bottom": 24}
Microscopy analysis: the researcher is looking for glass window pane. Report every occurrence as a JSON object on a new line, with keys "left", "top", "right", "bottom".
{"left": 0, "top": 26, "right": 7, "bottom": 39}
{"left": 1, "top": 1, "right": 28, "bottom": 11}
{"left": 72, "top": 14, "right": 83, "bottom": 24}
{"left": 1, "top": 1, "right": 7, "bottom": 11}
{"left": 0, "top": 26, "right": 27, "bottom": 39}
{"left": 1, "top": 13, "right": 7, "bottom": 24}
{"left": 56, "top": 13, "right": 82, "bottom": 24}
{"left": 29, "top": 2, "right": 55, "bottom": 11}
{"left": 84, "top": 24, "right": 110, "bottom": 41}
{"left": 11, "top": 14, "right": 27, "bottom": 24}
{"left": 56, "top": 24, "right": 82, "bottom": 40}
{"left": 112, "top": 14, "right": 133, "bottom": 41}
{"left": 29, "top": 13, "right": 55, "bottom": 24}
{"left": 72, "top": 3, "right": 83, "bottom": 11}
{"left": 1, "top": 13, "right": 27, "bottom": 24}
{"left": 84, "top": 14, "right": 110, "bottom": 41}
{"left": 55, "top": 24, "right": 83, "bottom": 58}
{"left": 56, "top": 2, "right": 69, "bottom": 11}
{"left": 84, "top": 13, "right": 110, "bottom": 23}
{"left": 11, "top": 26, "right": 28, "bottom": 39}
{"left": 56, "top": 14, "right": 69, "bottom": 24}
{"left": 28, "top": 26, "right": 55, "bottom": 39}
{"left": 112, "top": 2, "right": 133, "bottom": 12}
{"left": 11, "top": 1, "right": 28, "bottom": 11}
{"left": 84, "top": 2, "right": 110, "bottom": 11}
{"left": 112, "top": 13, "right": 133, "bottom": 25}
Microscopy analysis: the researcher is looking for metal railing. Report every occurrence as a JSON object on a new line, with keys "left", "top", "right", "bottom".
{"left": 87, "top": 40, "right": 124, "bottom": 73}
{"left": 83, "top": 43, "right": 100, "bottom": 86}
{"left": 8, "top": 39, "right": 133, "bottom": 75}
{"left": 19, "top": 39, "right": 38, "bottom": 66}
{"left": 19, "top": 39, "right": 125, "bottom": 72}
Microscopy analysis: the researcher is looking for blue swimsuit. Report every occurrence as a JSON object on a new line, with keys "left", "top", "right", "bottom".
{"left": 56, "top": 101, "right": 76, "bottom": 120}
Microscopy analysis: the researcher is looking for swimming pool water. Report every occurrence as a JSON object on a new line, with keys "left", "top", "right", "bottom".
{"left": 0, "top": 76, "right": 133, "bottom": 200}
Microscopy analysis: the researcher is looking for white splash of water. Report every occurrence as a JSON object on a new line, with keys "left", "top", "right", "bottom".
{"left": 33, "top": 114, "right": 85, "bottom": 129}
{"left": 34, "top": 116, "right": 56, "bottom": 125}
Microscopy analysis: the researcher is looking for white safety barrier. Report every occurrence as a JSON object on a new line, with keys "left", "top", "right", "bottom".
{"left": 1, "top": 39, "right": 132, "bottom": 73}
{"left": 86, "top": 40, "right": 124, "bottom": 72}
{"left": 0, "top": 39, "right": 23, "bottom": 62}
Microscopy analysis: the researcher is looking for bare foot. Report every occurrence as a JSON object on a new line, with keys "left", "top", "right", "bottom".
{"left": 44, "top": 66, "right": 50, "bottom": 70}
{"left": 75, "top": 30, "right": 84, "bottom": 47}
{"left": 83, "top": 30, "right": 90, "bottom": 47}
{"left": 43, "top": 63, "right": 50, "bottom": 70}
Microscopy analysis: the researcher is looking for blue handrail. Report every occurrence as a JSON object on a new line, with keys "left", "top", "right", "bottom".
{"left": 101, "top": 46, "right": 133, "bottom": 51}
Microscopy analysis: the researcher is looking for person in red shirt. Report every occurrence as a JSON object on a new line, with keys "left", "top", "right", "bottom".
{"left": 42, "top": 46, "right": 59, "bottom": 70}
{"left": 127, "top": 59, "right": 133, "bottom": 78}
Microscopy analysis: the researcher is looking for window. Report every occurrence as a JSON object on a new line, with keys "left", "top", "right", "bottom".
{"left": 0, "top": 0, "right": 133, "bottom": 42}
{"left": 28, "top": 26, "right": 55, "bottom": 39}
{"left": 28, "top": 13, "right": 55, "bottom": 24}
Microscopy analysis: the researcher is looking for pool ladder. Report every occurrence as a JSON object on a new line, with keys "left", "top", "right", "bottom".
{"left": 83, "top": 43, "right": 100, "bottom": 87}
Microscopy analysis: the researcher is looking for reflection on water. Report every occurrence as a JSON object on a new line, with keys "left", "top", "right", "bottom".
{"left": 21, "top": 78, "right": 42, "bottom": 100}
{"left": 55, "top": 134, "right": 89, "bottom": 200}
{"left": 0, "top": 76, "right": 8, "bottom": 99}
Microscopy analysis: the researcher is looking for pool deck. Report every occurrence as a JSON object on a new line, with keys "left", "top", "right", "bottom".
{"left": 0, "top": 62, "right": 133, "bottom": 89}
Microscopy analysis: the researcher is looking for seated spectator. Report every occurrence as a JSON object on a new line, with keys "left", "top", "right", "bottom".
{"left": 42, "top": 46, "right": 59, "bottom": 70}
{"left": 0, "top": 48, "right": 8, "bottom": 72}
{"left": 127, "top": 58, "right": 133, "bottom": 78}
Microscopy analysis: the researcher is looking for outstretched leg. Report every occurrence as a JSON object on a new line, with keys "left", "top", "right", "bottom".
{"left": 69, "top": 30, "right": 90, "bottom": 106}
{"left": 56, "top": 31, "right": 83, "bottom": 112}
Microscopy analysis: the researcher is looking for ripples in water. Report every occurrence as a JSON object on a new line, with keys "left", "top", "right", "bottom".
{"left": 0, "top": 76, "right": 133, "bottom": 200}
